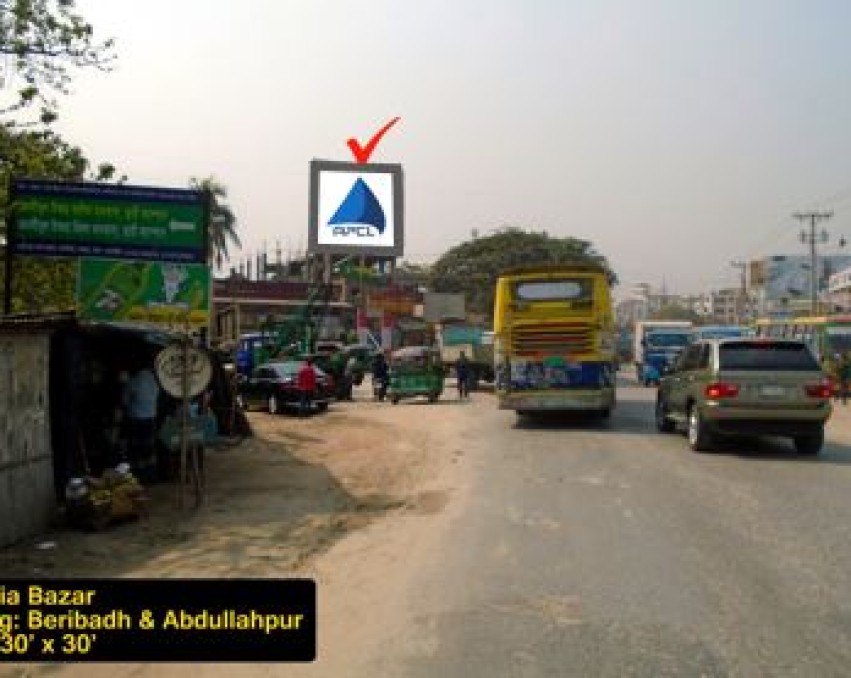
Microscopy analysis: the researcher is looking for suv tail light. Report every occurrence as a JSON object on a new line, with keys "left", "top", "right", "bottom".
{"left": 705, "top": 382, "right": 739, "bottom": 399}
{"left": 804, "top": 378, "right": 833, "bottom": 399}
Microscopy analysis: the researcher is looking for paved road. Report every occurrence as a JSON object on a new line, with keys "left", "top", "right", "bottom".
{"left": 368, "top": 374, "right": 851, "bottom": 677}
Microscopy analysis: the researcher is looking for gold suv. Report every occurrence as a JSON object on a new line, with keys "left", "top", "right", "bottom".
{"left": 655, "top": 338, "right": 833, "bottom": 454}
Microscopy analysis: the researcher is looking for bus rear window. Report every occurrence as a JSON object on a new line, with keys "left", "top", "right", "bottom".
{"left": 514, "top": 279, "right": 592, "bottom": 302}
{"left": 719, "top": 342, "right": 820, "bottom": 371}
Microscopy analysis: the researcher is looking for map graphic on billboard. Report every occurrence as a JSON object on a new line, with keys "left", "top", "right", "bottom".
{"left": 77, "top": 258, "right": 210, "bottom": 327}
{"left": 308, "top": 160, "right": 404, "bottom": 256}
{"left": 10, "top": 179, "right": 207, "bottom": 263}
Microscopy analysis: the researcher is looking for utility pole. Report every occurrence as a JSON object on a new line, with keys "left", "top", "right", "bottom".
{"left": 795, "top": 211, "right": 833, "bottom": 315}
{"left": 730, "top": 260, "right": 747, "bottom": 324}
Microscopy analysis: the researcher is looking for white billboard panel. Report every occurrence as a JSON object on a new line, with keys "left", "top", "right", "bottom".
{"left": 423, "top": 292, "right": 465, "bottom": 322}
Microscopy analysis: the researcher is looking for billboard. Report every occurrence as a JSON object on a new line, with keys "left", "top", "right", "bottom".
{"left": 308, "top": 160, "right": 404, "bottom": 256}
{"left": 758, "top": 254, "right": 851, "bottom": 302}
{"left": 9, "top": 179, "right": 208, "bottom": 263}
{"left": 423, "top": 292, "right": 465, "bottom": 323}
{"left": 77, "top": 258, "right": 210, "bottom": 328}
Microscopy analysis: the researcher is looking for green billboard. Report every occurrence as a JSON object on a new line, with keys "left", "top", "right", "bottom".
{"left": 77, "top": 259, "right": 210, "bottom": 328}
{"left": 10, "top": 179, "right": 207, "bottom": 263}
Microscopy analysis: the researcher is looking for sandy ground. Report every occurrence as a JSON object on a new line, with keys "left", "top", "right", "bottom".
{"left": 0, "top": 381, "right": 476, "bottom": 677}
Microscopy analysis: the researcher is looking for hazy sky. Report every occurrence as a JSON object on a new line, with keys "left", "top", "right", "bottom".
{"left": 36, "top": 0, "right": 851, "bottom": 297}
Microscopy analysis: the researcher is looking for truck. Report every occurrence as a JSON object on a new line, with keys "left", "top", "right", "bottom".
{"left": 437, "top": 324, "right": 495, "bottom": 390}
{"left": 633, "top": 320, "right": 694, "bottom": 386}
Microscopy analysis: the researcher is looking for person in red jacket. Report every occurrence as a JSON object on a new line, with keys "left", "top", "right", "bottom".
{"left": 297, "top": 358, "right": 317, "bottom": 417}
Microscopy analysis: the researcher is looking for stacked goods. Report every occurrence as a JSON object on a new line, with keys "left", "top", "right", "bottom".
{"left": 65, "top": 464, "right": 149, "bottom": 531}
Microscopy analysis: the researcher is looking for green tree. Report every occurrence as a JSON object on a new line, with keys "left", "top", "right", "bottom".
{"left": 189, "top": 176, "right": 240, "bottom": 269}
{"left": 0, "top": 126, "right": 119, "bottom": 312}
{"left": 427, "top": 227, "right": 616, "bottom": 321}
{"left": 0, "top": 0, "right": 116, "bottom": 125}
{"left": 393, "top": 261, "right": 431, "bottom": 286}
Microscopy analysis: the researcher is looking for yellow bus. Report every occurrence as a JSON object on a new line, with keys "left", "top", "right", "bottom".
{"left": 754, "top": 314, "right": 851, "bottom": 379}
{"left": 493, "top": 262, "right": 616, "bottom": 417}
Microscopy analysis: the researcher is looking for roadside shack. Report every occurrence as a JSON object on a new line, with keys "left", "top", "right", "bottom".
{"left": 0, "top": 312, "right": 247, "bottom": 547}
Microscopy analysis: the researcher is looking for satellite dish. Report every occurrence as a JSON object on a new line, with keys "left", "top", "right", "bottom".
{"left": 155, "top": 345, "right": 212, "bottom": 399}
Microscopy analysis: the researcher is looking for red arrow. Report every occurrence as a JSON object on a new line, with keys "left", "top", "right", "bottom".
{"left": 347, "top": 116, "right": 401, "bottom": 164}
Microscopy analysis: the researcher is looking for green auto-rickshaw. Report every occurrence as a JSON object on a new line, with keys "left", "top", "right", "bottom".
{"left": 387, "top": 345, "right": 445, "bottom": 404}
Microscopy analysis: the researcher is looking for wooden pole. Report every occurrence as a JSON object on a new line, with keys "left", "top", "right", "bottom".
{"left": 178, "top": 334, "right": 190, "bottom": 509}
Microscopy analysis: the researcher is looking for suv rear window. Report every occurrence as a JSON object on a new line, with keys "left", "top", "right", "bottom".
{"left": 718, "top": 341, "right": 820, "bottom": 371}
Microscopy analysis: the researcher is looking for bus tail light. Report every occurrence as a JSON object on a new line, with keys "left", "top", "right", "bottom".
{"left": 705, "top": 382, "right": 739, "bottom": 399}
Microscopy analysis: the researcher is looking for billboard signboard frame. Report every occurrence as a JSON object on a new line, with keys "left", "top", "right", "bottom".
{"left": 76, "top": 258, "right": 211, "bottom": 328}
{"left": 423, "top": 292, "right": 466, "bottom": 323}
{"left": 308, "top": 159, "right": 404, "bottom": 257}
{"left": 8, "top": 178, "right": 209, "bottom": 264}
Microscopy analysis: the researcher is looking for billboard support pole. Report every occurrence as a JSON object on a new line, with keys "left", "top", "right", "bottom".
{"left": 3, "top": 177, "right": 14, "bottom": 315}
{"left": 2, "top": 234, "right": 11, "bottom": 316}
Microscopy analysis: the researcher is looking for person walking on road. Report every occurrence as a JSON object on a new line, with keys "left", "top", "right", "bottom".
{"left": 342, "top": 354, "right": 358, "bottom": 401}
{"left": 297, "top": 358, "right": 317, "bottom": 417}
{"left": 839, "top": 351, "right": 851, "bottom": 405}
{"left": 372, "top": 351, "right": 390, "bottom": 401}
{"left": 455, "top": 351, "right": 471, "bottom": 400}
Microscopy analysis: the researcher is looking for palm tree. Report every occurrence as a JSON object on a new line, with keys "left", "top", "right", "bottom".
{"left": 190, "top": 176, "right": 241, "bottom": 269}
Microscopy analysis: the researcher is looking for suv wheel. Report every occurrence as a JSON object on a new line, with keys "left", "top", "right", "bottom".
{"left": 794, "top": 429, "right": 824, "bottom": 456}
{"left": 655, "top": 395, "right": 674, "bottom": 433}
{"left": 687, "top": 405, "right": 713, "bottom": 452}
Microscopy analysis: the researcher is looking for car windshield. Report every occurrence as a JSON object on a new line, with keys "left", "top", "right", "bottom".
{"left": 718, "top": 342, "right": 820, "bottom": 371}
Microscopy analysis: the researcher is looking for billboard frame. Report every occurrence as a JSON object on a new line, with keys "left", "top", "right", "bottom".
{"left": 308, "top": 159, "right": 404, "bottom": 257}
{"left": 8, "top": 178, "right": 209, "bottom": 263}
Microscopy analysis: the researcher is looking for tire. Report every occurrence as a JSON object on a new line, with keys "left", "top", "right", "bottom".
{"left": 316, "top": 402, "right": 329, "bottom": 412}
{"left": 687, "top": 405, "right": 713, "bottom": 452}
{"left": 267, "top": 394, "right": 279, "bottom": 415}
{"left": 655, "top": 395, "right": 675, "bottom": 433}
{"left": 598, "top": 408, "right": 611, "bottom": 419}
{"left": 428, "top": 392, "right": 439, "bottom": 403}
{"left": 794, "top": 429, "right": 824, "bottom": 456}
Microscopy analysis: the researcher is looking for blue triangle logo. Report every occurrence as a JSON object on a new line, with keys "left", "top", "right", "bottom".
{"left": 329, "top": 178, "right": 386, "bottom": 233}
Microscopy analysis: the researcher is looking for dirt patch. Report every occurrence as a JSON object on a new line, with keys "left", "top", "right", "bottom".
{"left": 0, "top": 386, "right": 477, "bottom": 678}
{"left": 0, "top": 390, "right": 464, "bottom": 580}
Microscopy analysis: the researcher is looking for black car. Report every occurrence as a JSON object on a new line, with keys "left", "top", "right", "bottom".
{"left": 236, "top": 361, "right": 335, "bottom": 414}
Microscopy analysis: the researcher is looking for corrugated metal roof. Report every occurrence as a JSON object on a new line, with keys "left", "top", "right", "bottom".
{"left": 0, "top": 310, "right": 78, "bottom": 331}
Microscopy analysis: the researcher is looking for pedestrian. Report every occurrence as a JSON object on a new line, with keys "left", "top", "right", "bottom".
{"left": 372, "top": 351, "right": 390, "bottom": 401}
{"left": 297, "top": 357, "right": 317, "bottom": 417}
{"left": 455, "top": 351, "right": 470, "bottom": 399}
{"left": 840, "top": 351, "right": 851, "bottom": 405}
{"left": 343, "top": 354, "right": 358, "bottom": 401}
{"left": 122, "top": 358, "right": 161, "bottom": 483}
